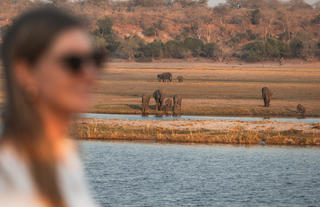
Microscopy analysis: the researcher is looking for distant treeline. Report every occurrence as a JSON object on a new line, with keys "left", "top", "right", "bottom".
{"left": 1, "top": 0, "right": 320, "bottom": 62}
{"left": 95, "top": 17, "right": 222, "bottom": 62}
{"left": 94, "top": 16, "right": 320, "bottom": 62}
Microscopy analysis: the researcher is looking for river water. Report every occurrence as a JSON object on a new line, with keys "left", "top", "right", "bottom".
{"left": 80, "top": 113, "right": 320, "bottom": 123}
{"left": 79, "top": 141, "right": 320, "bottom": 207}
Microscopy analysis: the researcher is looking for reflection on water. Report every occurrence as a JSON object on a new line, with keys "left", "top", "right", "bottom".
{"left": 80, "top": 113, "right": 320, "bottom": 123}
{"left": 79, "top": 141, "right": 320, "bottom": 207}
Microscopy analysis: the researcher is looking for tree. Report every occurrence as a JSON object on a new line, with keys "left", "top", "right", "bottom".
{"left": 116, "top": 36, "right": 145, "bottom": 60}
{"left": 201, "top": 42, "right": 221, "bottom": 60}
{"left": 140, "top": 40, "right": 164, "bottom": 59}
{"left": 164, "top": 40, "right": 186, "bottom": 58}
{"left": 265, "top": 37, "right": 290, "bottom": 58}
{"left": 94, "top": 16, "right": 118, "bottom": 53}
{"left": 241, "top": 41, "right": 265, "bottom": 62}
{"left": 184, "top": 37, "right": 204, "bottom": 56}
{"left": 288, "top": 0, "right": 313, "bottom": 10}
{"left": 250, "top": 9, "right": 261, "bottom": 25}
{"left": 289, "top": 38, "right": 303, "bottom": 57}
{"left": 311, "top": 14, "right": 320, "bottom": 24}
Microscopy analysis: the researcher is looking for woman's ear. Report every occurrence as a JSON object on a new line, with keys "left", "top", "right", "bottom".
{"left": 13, "top": 60, "right": 39, "bottom": 100}
{"left": 13, "top": 59, "right": 37, "bottom": 89}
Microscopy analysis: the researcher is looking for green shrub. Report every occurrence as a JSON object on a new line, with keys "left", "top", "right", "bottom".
{"left": 201, "top": 42, "right": 221, "bottom": 60}
{"left": 311, "top": 14, "right": 320, "bottom": 24}
{"left": 289, "top": 38, "right": 304, "bottom": 58}
{"left": 116, "top": 36, "right": 145, "bottom": 60}
{"left": 139, "top": 40, "right": 164, "bottom": 59}
{"left": 265, "top": 37, "right": 290, "bottom": 58}
{"left": 143, "top": 26, "right": 156, "bottom": 37}
{"left": 164, "top": 40, "right": 186, "bottom": 59}
{"left": 183, "top": 37, "right": 204, "bottom": 57}
{"left": 250, "top": 9, "right": 261, "bottom": 25}
{"left": 241, "top": 41, "right": 265, "bottom": 62}
{"left": 94, "top": 16, "right": 118, "bottom": 53}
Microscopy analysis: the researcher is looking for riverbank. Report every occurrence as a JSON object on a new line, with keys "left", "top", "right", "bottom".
{"left": 72, "top": 118, "right": 320, "bottom": 146}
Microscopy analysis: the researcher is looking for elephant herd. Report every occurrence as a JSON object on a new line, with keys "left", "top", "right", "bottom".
{"left": 142, "top": 89, "right": 182, "bottom": 115}
{"left": 141, "top": 81, "right": 305, "bottom": 117}
{"left": 262, "top": 87, "right": 306, "bottom": 117}
{"left": 157, "top": 72, "right": 183, "bottom": 83}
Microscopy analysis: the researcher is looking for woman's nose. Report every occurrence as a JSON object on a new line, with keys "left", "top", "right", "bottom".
{"left": 81, "top": 64, "right": 98, "bottom": 83}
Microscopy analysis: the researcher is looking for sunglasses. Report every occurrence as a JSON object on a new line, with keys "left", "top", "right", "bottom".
{"left": 58, "top": 49, "right": 107, "bottom": 74}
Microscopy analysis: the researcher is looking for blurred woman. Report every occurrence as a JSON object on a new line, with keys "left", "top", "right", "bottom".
{"left": 0, "top": 6, "right": 105, "bottom": 207}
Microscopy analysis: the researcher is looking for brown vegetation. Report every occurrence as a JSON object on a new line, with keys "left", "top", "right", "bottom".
{"left": 0, "top": 0, "right": 320, "bottom": 62}
{"left": 72, "top": 118, "right": 320, "bottom": 146}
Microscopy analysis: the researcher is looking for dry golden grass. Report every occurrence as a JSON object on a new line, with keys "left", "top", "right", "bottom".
{"left": 89, "top": 62, "right": 320, "bottom": 117}
{"left": 72, "top": 119, "right": 320, "bottom": 146}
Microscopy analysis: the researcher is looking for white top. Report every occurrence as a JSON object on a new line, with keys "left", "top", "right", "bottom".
{"left": 0, "top": 139, "right": 99, "bottom": 207}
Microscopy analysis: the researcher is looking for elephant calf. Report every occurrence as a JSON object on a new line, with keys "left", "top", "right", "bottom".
{"left": 177, "top": 76, "right": 183, "bottom": 82}
{"left": 297, "top": 104, "right": 306, "bottom": 117}
{"left": 141, "top": 95, "right": 151, "bottom": 114}
{"left": 262, "top": 87, "right": 272, "bottom": 107}
{"left": 173, "top": 95, "right": 182, "bottom": 115}
{"left": 164, "top": 98, "right": 173, "bottom": 113}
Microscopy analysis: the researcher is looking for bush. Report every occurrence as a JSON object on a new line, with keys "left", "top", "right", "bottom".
{"left": 247, "top": 30, "right": 259, "bottom": 41}
{"left": 143, "top": 26, "right": 156, "bottom": 37}
{"left": 139, "top": 40, "right": 164, "bottom": 59}
{"left": 265, "top": 37, "right": 290, "bottom": 58}
{"left": 94, "top": 16, "right": 118, "bottom": 53}
{"left": 250, "top": 9, "right": 261, "bottom": 25}
{"left": 241, "top": 41, "right": 265, "bottom": 62}
{"left": 289, "top": 38, "right": 304, "bottom": 58}
{"left": 164, "top": 40, "right": 186, "bottom": 59}
{"left": 116, "top": 36, "right": 145, "bottom": 60}
{"left": 183, "top": 37, "right": 204, "bottom": 57}
{"left": 311, "top": 14, "right": 320, "bottom": 24}
{"left": 95, "top": 16, "right": 113, "bottom": 39}
{"left": 201, "top": 42, "right": 221, "bottom": 60}
{"left": 241, "top": 38, "right": 290, "bottom": 62}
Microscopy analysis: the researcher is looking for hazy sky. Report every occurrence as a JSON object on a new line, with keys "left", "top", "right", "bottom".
{"left": 208, "top": 0, "right": 319, "bottom": 7}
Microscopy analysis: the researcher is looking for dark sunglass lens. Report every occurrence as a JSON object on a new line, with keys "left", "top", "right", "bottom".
{"left": 64, "top": 56, "right": 83, "bottom": 73}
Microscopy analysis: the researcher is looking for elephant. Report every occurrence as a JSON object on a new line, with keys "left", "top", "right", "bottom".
{"left": 153, "top": 89, "right": 165, "bottom": 111}
{"left": 141, "top": 94, "right": 151, "bottom": 114}
{"left": 164, "top": 98, "right": 173, "bottom": 113}
{"left": 157, "top": 73, "right": 172, "bottom": 82}
{"left": 173, "top": 95, "right": 182, "bottom": 115}
{"left": 177, "top": 76, "right": 184, "bottom": 82}
{"left": 297, "top": 104, "right": 306, "bottom": 117}
{"left": 157, "top": 74, "right": 164, "bottom": 82}
{"left": 262, "top": 87, "right": 272, "bottom": 107}
{"left": 162, "top": 72, "right": 172, "bottom": 82}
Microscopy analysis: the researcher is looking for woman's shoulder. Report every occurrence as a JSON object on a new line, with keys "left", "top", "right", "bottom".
{"left": 0, "top": 144, "right": 41, "bottom": 207}
{"left": 0, "top": 144, "right": 34, "bottom": 191}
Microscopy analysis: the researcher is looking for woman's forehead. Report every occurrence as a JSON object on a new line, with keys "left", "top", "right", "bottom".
{"left": 49, "top": 29, "right": 93, "bottom": 53}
